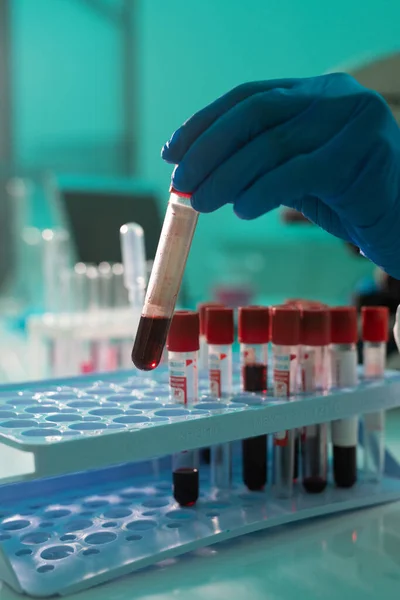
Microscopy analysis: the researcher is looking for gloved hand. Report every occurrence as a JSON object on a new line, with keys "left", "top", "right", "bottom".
{"left": 162, "top": 74, "right": 400, "bottom": 279}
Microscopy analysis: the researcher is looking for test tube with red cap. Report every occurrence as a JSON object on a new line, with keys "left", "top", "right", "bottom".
{"left": 330, "top": 307, "right": 359, "bottom": 488}
{"left": 271, "top": 306, "right": 300, "bottom": 498}
{"left": 362, "top": 306, "right": 389, "bottom": 482}
{"left": 167, "top": 311, "right": 200, "bottom": 506}
{"left": 131, "top": 188, "right": 198, "bottom": 371}
{"left": 300, "top": 308, "right": 330, "bottom": 493}
{"left": 206, "top": 307, "right": 234, "bottom": 490}
{"left": 198, "top": 302, "right": 224, "bottom": 371}
{"left": 238, "top": 306, "right": 269, "bottom": 491}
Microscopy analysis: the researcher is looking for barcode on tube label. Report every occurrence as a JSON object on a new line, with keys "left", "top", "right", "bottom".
{"left": 274, "top": 430, "right": 289, "bottom": 446}
{"left": 331, "top": 417, "right": 358, "bottom": 447}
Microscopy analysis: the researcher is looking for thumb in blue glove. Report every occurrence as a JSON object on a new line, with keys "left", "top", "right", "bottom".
{"left": 162, "top": 74, "right": 400, "bottom": 279}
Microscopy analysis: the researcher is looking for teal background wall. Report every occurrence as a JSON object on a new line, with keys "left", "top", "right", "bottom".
{"left": 7, "top": 0, "right": 400, "bottom": 305}
{"left": 135, "top": 0, "right": 400, "bottom": 305}
{"left": 10, "top": 0, "right": 125, "bottom": 175}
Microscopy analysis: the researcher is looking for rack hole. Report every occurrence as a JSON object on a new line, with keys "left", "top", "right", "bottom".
{"left": 113, "top": 415, "right": 148, "bottom": 424}
{"left": 2, "top": 519, "right": 30, "bottom": 531}
{"left": 85, "top": 532, "right": 117, "bottom": 545}
{"left": 43, "top": 509, "right": 71, "bottom": 519}
{"left": 46, "top": 414, "right": 82, "bottom": 423}
{"left": 60, "top": 534, "right": 76, "bottom": 542}
{"left": 69, "top": 422, "right": 107, "bottom": 431}
{"left": 0, "top": 420, "right": 38, "bottom": 429}
{"left": 22, "top": 428, "right": 61, "bottom": 437}
{"left": 126, "top": 534, "right": 142, "bottom": 542}
{"left": 39, "top": 521, "right": 54, "bottom": 528}
{"left": 102, "top": 522, "right": 117, "bottom": 528}
{"left": 129, "top": 401, "right": 163, "bottom": 410}
{"left": 142, "top": 498, "right": 169, "bottom": 508}
{"left": 167, "top": 522, "right": 182, "bottom": 529}
{"left": 0, "top": 534, "right": 10, "bottom": 541}
{"left": 41, "top": 545, "right": 74, "bottom": 560}
{"left": 67, "top": 400, "right": 100, "bottom": 409}
{"left": 126, "top": 520, "right": 156, "bottom": 531}
{"left": 165, "top": 510, "right": 195, "bottom": 521}
{"left": 15, "top": 548, "right": 32, "bottom": 556}
{"left": 155, "top": 408, "right": 189, "bottom": 417}
{"left": 103, "top": 508, "right": 132, "bottom": 519}
{"left": 37, "top": 565, "right": 54, "bottom": 573}
{"left": 25, "top": 405, "right": 60, "bottom": 414}
{"left": 63, "top": 519, "right": 93, "bottom": 532}
{"left": 206, "top": 511, "right": 220, "bottom": 518}
{"left": 22, "top": 532, "right": 51, "bottom": 544}
{"left": 89, "top": 408, "right": 124, "bottom": 416}
{"left": 82, "top": 548, "right": 100, "bottom": 556}
{"left": 83, "top": 500, "right": 109, "bottom": 509}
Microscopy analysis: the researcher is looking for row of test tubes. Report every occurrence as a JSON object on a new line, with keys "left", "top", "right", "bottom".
{"left": 27, "top": 224, "right": 148, "bottom": 379}
{"left": 164, "top": 303, "right": 389, "bottom": 507}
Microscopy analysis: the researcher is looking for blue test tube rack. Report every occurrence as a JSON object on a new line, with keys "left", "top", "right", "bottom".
{"left": 0, "top": 363, "right": 399, "bottom": 596}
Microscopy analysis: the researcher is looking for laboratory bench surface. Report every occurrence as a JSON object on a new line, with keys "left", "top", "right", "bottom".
{"left": 1, "top": 411, "right": 400, "bottom": 600}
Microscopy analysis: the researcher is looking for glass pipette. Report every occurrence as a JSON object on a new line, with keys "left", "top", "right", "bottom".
{"left": 132, "top": 188, "right": 198, "bottom": 370}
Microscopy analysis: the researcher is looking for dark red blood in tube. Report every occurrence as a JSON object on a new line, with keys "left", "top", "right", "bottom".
{"left": 303, "top": 477, "right": 327, "bottom": 493}
{"left": 173, "top": 468, "right": 199, "bottom": 506}
{"left": 241, "top": 363, "right": 267, "bottom": 491}
{"left": 242, "top": 364, "right": 267, "bottom": 392}
{"left": 131, "top": 316, "right": 171, "bottom": 371}
{"left": 333, "top": 446, "right": 357, "bottom": 488}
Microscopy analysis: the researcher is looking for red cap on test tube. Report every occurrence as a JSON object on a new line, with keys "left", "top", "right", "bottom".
{"left": 198, "top": 302, "right": 224, "bottom": 335}
{"left": 300, "top": 308, "right": 331, "bottom": 346}
{"left": 167, "top": 311, "right": 200, "bottom": 352}
{"left": 271, "top": 306, "right": 300, "bottom": 345}
{"left": 361, "top": 306, "right": 389, "bottom": 342}
{"left": 205, "top": 307, "right": 234, "bottom": 345}
{"left": 330, "top": 307, "right": 358, "bottom": 344}
{"left": 238, "top": 306, "right": 270, "bottom": 344}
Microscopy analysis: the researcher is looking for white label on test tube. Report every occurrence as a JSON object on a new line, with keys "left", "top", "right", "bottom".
{"left": 169, "top": 352, "right": 198, "bottom": 405}
{"left": 209, "top": 345, "right": 232, "bottom": 398}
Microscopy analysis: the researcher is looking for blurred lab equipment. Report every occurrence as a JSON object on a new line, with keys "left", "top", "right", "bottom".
{"left": 27, "top": 222, "right": 147, "bottom": 380}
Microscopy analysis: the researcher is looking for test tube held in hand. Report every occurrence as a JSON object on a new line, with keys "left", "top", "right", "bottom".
{"left": 362, "top": 306, "right": 389, "bottom": 482}
{"left": 198, "top": 302, "right": 224, "bottom": 370}
{"left": 300, "top": 308, "right": 330, "bottom": 493}
{"left": 330, "top": 307, "right": 359, "bottom": 488}
{"left": 238, "top": 306, "right": 269, "bottom": 491}
{"left": 132, "top": 189, "right": 198, "bottom": 370}
{"left": 167, "top": 311, "right": 200, "bottom": 506}
{"left": 271, "top": 306, "right": 300, "bottom": 498}
{"left": 206, "top": 307, "right": 234, "bottom": 490}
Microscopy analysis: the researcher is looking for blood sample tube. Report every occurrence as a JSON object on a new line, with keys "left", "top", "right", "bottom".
{"left": 330, "top": 307, "right": 359, "bottom": 488}
{"left": 238, "top": 306, "right": 269, "bottom": 491}
{"left": 362, "top": 306, "right": 389, "bottom": 482}
{"left": 300, "top": 308, "right": 330, "bottom": 493}
{"left": 132, "top": 188, "right": 198, "bottom": 370}
{"left": 198, "top": 302, "right": 224, "bottom": 371}
{"left": 167, "top": 311, "right": 200, "bottom": 506}
{"left": 271, "top": 306, "right": 300, "bottom": 498}
{"left": 206, "top": 307, "right": 234, "bottom": 490}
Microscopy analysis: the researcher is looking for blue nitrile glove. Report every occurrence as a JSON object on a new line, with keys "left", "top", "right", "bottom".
{"left": 162, "top": 74, "right": 400, "bottom": 279}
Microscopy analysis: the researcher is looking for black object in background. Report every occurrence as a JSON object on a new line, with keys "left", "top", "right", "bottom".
{"left": 59, "top": 181, "right": 189, "bottom": 305}
{"left": 61, "top": 186, "right": 162, "bottom": 264}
